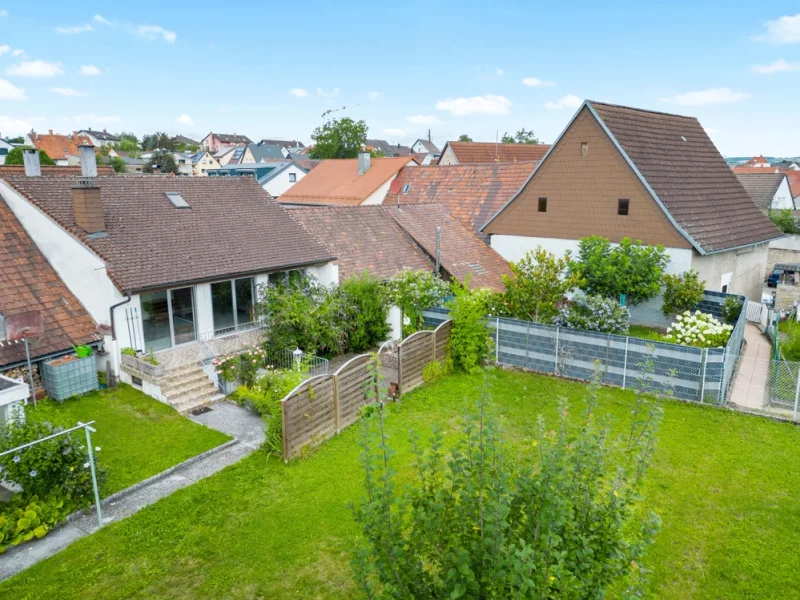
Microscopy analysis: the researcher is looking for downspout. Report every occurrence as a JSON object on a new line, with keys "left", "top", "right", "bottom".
{"left": 110, "top": 292, "right": 132, "bottom": 340}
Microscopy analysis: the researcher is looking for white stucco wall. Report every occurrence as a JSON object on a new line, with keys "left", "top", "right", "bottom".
{"left": 438, "top": 145, "right": 458, "bottom": 165}
{"left": 263, "top": 165, "right": 306, "bottom": 198}
{"left": 691, "top": 243, "right": 769, "bottom": 300}
{"left": 773, "top": 178, "right": 795, "bottom": 210}
{"left": 307, "top": 262, "right": 339, "bottom": 286}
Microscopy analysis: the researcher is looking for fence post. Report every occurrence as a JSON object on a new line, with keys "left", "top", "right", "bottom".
{"left": 554, "top": 327, "right": 560, "bottom": 374}
{"left": 82, "top": 424, "right": 103, "bottom": 528}
{"left": 622, "top": 337, "right": 629, "bottom": 389}
{"left": 333, "top": 373, "right": 340, "bottom": 433}
{"left": 699, "top": 348, "right": 708, "bottom": 404}
{"left": 718, "top": 347, "right": 726, "bottom": 404}
{"left": 526, "top": 322, "right": 530, "bottom": 367}
{"left": 281, "top": 400, "right": 289, "bottom": 463}
{"left": 495, "top": 318, "right": 500, "bottom": 363}
{"left": 793, "top": 366, "right": 800, "bottom": 422}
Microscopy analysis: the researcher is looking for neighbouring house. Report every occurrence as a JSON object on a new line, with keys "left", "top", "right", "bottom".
{"left": 260, "top": 139, "right": 304, "bottom": 149}
{"left": 207, "top": 160, "right": 316, "bottom": 198}
{"left": 412, "top": 152, "right": 436, "bottom": 166}
{"left": 736, "top": 172, "right": 795, "bottom": 212}
{"left": 192, "top": 151, "right": 221, "bottom": 176}
{"left": 110, "top": 151, "right": 145, "bottom": 173}
{"left": 200, "top": 132, "right": 253, "bottom": 154}
{"left": 278, "top": 154, "right": 416, "bottom": 206}
{"left": 0, "top": 149, "right": 337, "bottom": 411}
{"left": 386, "top": 162, "right": 537, "bottom": 241}
{"left": 0, "top": 164, "right": 115, "bottom": 177}
{"left": 213, "top": 146, "right": 239, "bottom": 166}
{"left": 744, "top": 155, "right": 772, "bottom": 167}
{"left": 411, "top": 139, "right": 440, "bottom": 155}
{"left": 244, "top": 143, "right": 285, "bottom": 163}
{"left": 734, "top": 166, "right": 800, "bottom": 206}
{"left": 366, "top": 139, "right": 412, "bottom": 157}
{"left": 0, "top": 137, "right": 15, "bottom": 165}
{"left": 481, "top": 100, "right": 783, "bottom": 302}
{"left": 172, "top": 134, "right": 199, "bottom": 147}
{"left": 772, "top": 159, "right": 800, "bottom": 170}
{"left": 173, "top": 152, "right": 195, "bottom": 176}
{"left": 438, "top": 141, "right": 550, "bottom": 165}
{"left": 24, "top": 130, "right": 94, "bottom": 166}
{"left": 77, "top": 129, "right": 120, "bottom": 148}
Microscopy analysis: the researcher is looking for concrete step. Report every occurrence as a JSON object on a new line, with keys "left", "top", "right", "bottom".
{"left": 165, "top": 379, "right": 218, "bottom": 401}
{"left": 174, "top": 393, "right": 226, "bottom": 414}
{"left": 161, "top": 371, "right": 210, "bottom": 393}
{"left": 165, "top": 362, "right": 205, "bottom": 379}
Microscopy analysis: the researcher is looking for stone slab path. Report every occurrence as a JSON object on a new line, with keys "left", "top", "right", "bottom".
{"left": 729, "top": 324, "right": 773, "bottom": 409}
{"left": 0, "top": 402, "right": 263, "bottom": 582}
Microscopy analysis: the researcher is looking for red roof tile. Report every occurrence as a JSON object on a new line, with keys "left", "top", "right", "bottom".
{"left": 29, "top": 131, "right": 94, "bottom": 161}
{"left": 443, "top": 141, "right": 550, "bottom": 164}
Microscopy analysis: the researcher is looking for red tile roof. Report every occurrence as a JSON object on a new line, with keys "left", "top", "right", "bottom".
{"left": 29, "top": 131, "right": 94, "bottom": 161}
{"left": 389, "top": 162, "right": 536, "bottom": 238}
{"left": 442, "top": 141, "right": 550, "bottom": 164}
{"left": 0, "top": 165, "right": 114, "bottom": 176}
{"left": 3, "top": 176, "right": 334, "bottom": 292}
{"left": 0, "top": 199, "right": 100, "bottom": 368}
{"left": 279, "top": 157, "right": 415, "bottom": 205}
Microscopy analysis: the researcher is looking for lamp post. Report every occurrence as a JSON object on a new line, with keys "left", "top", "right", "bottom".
{"left": 293, "top": 347, "right": 303, "bottom": 371}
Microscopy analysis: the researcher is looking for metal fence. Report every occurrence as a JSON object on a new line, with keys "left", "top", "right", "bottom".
{"left": 423, "top": 290, "right": 747, "bottom": 405}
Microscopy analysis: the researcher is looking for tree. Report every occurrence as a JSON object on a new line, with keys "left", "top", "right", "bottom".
{"left": 502, "top": 127, "right": 540, "bottom": 144}
{"left": 571, "top": 236, "right": 668, "bottom": 306}
{"left": 386, "top": 270, "right": 450, "bottom": 337}
{"left": 308, "top": 117, "right": 368, "bottom": 159}
{"left": 446, "top": 279, "right": 494, "bottom": 373}
{"left": 141, "top": 131, "right": 174, "bottom": 152}
{"left": 143, "top": 149, "right": 179, "bottom": 175}
{"left": 352, "top": 371, "right": 662, "bottom": 599}
{"left": 116, "top": 131, "right": 139, "bottom": 152}
{"left": 769, "top": 209, "right": 798, "bottom": 234}
{"left": 6, "top": 136, "right": 24, "bottom": 144}
{"left": 662, "top": 270, "right": 705, "bottom": 316}
{"left": 457, "top": 134, "right": 473, "bottom": 142}
{"left": 502, "top": 247, "right": 583, "bottom": 323}
{"left": 5, "top": 147, "right": 56, "bottom": 166}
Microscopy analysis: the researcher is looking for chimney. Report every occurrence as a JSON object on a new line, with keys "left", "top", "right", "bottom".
{"left": 48, "top": 129, "right": 53, "bottom": 136}
{"left": 79, "top": 144, "right": 97, "bottom": 177}
{"left": 357, "top": 151, "right": 371, "bottom": 176}
{"left": 72, "top": 177, "right": 104, "bottom": 233}
{"left": 23, "top": 149, "right": 41, "bottom": 177}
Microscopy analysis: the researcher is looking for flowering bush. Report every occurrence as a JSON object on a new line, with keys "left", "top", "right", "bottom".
{"left": 213, "top": 345, "right": 268, "bottom": 386}
{"left": 387, "top": 270, "right": 450, "bottom": 337}
{"left": 666, "top": 310, "right": 732, "bottom": 348}
{"left": 555, "top": 293, "right": 630, "bottom": 334}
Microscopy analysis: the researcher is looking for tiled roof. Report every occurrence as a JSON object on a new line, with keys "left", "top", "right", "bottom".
{"left": 735, "top": 172, "right": 789, "bottom": 210}
{"left": 366, "top": 139, "right": 412, "bottom": 156}
{"left": 290, "top": 206, "right": 432, "bottom": 280}
{"left": 248, "top": 143, "right": 285, "bottom": 162}
{"left": 0, "top": 165, "right": 115, "bottom": 176}
{"left": 588, "top": 101, "right": 782, "bottom": 253}
{"left": 444, "top": 141, "right": 550, "bottom": 164}
{"left": 2, "top": 176, "right": 334, "bottom": 292}
{"left": 414, "top": 139, "right": 440, "bottom": 154}
{"left": 0, "top": 198, "right": 100, "bottom": 368}
{"left": 212, "top": 133, "right": 253, "bottom": 144}
{"left": 29, "top": 132, "right": 94, "bottom": 161}
{"left": 389, "top": 162, "right": 536, "bottom": 240}
{"left": 260, "top": 139, "right": 304, "bottom": 148}
{"left": 385, "top": 203, "right": 511, "bottom": 290}
{"left": 79, "top": 129, "right": 119, "bottom": 142}
{"left": 279, "top": 157, "right": 413, "bottom": 205}
{"left": 172, "top": 135, "right": 199, "bottom": 145}
{"left": 734, "top": 166, "right": 800, "bottom": 198}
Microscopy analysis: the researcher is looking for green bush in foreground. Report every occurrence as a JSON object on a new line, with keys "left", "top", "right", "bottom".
{"left": 0, "top": 494, "right": 70, "bottom": 553}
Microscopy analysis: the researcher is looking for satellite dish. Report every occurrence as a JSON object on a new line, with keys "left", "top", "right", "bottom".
{"left": 389, "top": 179, "right": 402, "bottom": 195}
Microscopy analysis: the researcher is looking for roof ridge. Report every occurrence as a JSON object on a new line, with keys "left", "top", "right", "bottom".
{"left": 588, "top": 99, "right": 698, "bottom": 121}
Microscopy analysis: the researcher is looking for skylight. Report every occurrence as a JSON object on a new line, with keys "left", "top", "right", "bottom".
{"left": 165, "top": 192, "right": 190, "bottom": 208}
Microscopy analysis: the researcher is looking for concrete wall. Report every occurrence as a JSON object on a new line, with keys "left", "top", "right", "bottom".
{"left": 767, "top": 235, "right": 800, "bottom": 273}
{"left": 691, "top": 242, "right": 769, "bottom": 301}
{"left": 438, "top": 144, "right": 458, "bottom": 165}
{"left": 774, "top": 177, "right": 795, "bottom": 210}
{"left": 775, "top": 283, "right": 800, "bottom": 311}
{"left": 263, "top": 165, "right": 307, "bottom": 198}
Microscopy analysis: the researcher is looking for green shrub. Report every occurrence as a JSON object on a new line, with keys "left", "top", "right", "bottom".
{"left": 120, "top": 347, "right": 137, "bottom": 357}
{"left": 662, "top": 270, "right": 705, "bottom": 316}
{"left": 0, "top": 493, "right": 72, "bottom": 554}
{"left": 387, "top": 270, "right": 450, "bottom": 337}
{"left": 782, "top": 332, "right": 800, "bottom": 361}
{"left": 770, "top": 209, "right": 799, "bottom": 234}
{"left": 667, "top": 311, "right": 732, "bottom": 348}
{"left": 721, "top": 296, "right": 743, "bottom": 324}
{"left": 421, "top": 360, "right": 443, "bottom": 384}
{"left": 5, "top": 147, "right": 56, "bottom": 166}
{"left": 446, "top": 280, "right": 493, "bottom": 373}
{"left": 339, "top": 272, "right": 390, "bottom": 352}
{"left": 555, "top": 293, "right": 630, "bottom": 334}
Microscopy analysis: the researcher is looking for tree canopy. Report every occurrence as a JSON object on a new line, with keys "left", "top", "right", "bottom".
{"left": 5, "top": 147, "right": 56, "bottom": 166}
{"left": 141, "top": 132, "right": 174, "bottom": 152}
{"left": 308, "top": 117, "right": 368, "bottom": 159}
{"left": 116, "top": 131, "right": 139, "bottom": 152}
{"left": 457, "top": 134, "right": 473, "bottom": 142}
{"left": 143, "top": 149, "right": 179, "bottom": 175}
{"left": 501, "top": 128, "right": 540, "bottom": 144}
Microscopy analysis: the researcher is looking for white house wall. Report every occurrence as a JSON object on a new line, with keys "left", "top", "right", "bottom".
{"left": 691, "top": 243, "right": 769, "bottom": 300}
{"left": 263, "top": 165, "right": 306, "bottom": 198}
{"left": 773, "top": 178, "right": 795, "bottom": 210}
{"left": 438, "top": 145, "right": 458, "bottom": 165}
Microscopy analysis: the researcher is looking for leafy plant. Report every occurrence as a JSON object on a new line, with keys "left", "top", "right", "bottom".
{"left": 5, "top": 147, "right": 56, "bottom": 166}
{"left": 446, "top": 279, "right": 494, "bottom": 373}
{"left": 769, "top": 209, "right": 798, "bottom": 234}
{"left": 386, "top": 270, "right": 450, "bottom": 337}
{"left": 120, "top": 347, "right": 137, "bottom": 357}
{"left": 308, "top": 117, "right": 369, "bottom": 159}
{"left": 555, "top": 292, "right": 631, "bottom": 334}
{"left": 351, "top": 371, "right": 662, "bottom": 599}
{"left": 421, "top": 360, "right": 443, "bottom": 384}
{"left": 571, "top": 236, "right": 669, "bottom": 305}
{"left": 502, "top": 247, "right": 582, "bottom": 323}
{"left": 721, "top": 296, "right": 743, "bottom": 325}
{"left": 662, "top": 270, "right": 705, "bottom": 316}
{"left": 0, "top": 493, "right": 73, "bottom": 554}
{"left": 145, "top": 350, "right": 159, "bottom": 366}
{"left": 339, "top": 272, "right": 391, "bottom": 352}
{"left": 666, "top": 311, "right": 732, "bottom": 348}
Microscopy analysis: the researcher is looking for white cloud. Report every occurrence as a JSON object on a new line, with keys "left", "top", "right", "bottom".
{"left": 752, "top": 59, "right": 800, "bottom": 74}
{"left": 0, "top": 10, "right": 7, "bottom": 18}
{"left": 0, "top": 78, "right": 25, "bottom": 100}
{"left": 74, "top": 114, "right": 120, "bottom": 124}
{"left": 544, "top": 95, "right": 583, "bottom": 110}
{"left": 496, "top": 68, "right": 504, "bottom": 76}
{"left": 0, "top": 45, "right": 8, "bottom": 55}
{"left": 93, "top": 14, "right": 116, "bottom": 26}
{"left": 12, "top": 49, "right": 24, "bottom": 57}
{"left": 316, "top": 87, "right": 339, "bottom": 97}
{"left": 384, "top": 128, "right": 406, "bottom": 136}
{"left": 522, "top": 76, "right": 555, "bottom": 87}
{"left": 5, "top": 60, "right": 63, "bottom": 78}
{"left": 56, "top": 24, "right": 93, "bottom": 35}
{"left": 758, "top": 13, "right": 800, "bottom": 44}
{"left": 135, "top": 24, "right": 176, "bottom": 43}
{"left": 50, "top": 87, "right": 86, "bottom": 97}
{"left": 80, "top": 65, "right": 102, "bottom": 76}
{"left": 661, "top": 87, "right": 750, "bottom": 106}
{"left": 175, "top": 114, "right": 194, "bottom": 126}
{"left": 367, "top": 91, "right": 382, "bottom": 99}
{"left": 0, "top": 116, "right": 33, "bottom": 136}
{"left": 406, "top": 114, "right": 441, "bottom": 125}
{"left": 436, "top": 94, "right": 511, "bottom": 116}
{"left": 290, "top": 88, "right": 308, "bottom": 97}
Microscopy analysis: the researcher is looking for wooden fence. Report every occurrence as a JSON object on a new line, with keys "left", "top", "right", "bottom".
{"left": 398, "top": 320, "right": 453, "bottom": 395}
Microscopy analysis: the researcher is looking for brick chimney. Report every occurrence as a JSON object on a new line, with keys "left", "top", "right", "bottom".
{"left": 72, "top": 177, "right": 104, "bottom": 233}
{"left": 23, "top": 149, "right": 41, "bottom": 177}
{"left": 357, "top": 151, "right": 371, "bottom": 176}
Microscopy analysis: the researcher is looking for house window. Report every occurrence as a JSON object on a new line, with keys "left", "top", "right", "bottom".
{"left": 721, "top": 284, "right": 728, "bottom": 293}
{"left": 211, "top": 277, "right": 255, "bottom": 335}
{"left": 288, "top": 172, "right": 297, "bottom": 183}
{"left": 402, "top": 183, "right": 410, "bottom": 194}
{"left": 140, "top": 287, "right": 197, "bottom": 352}
{"left": 618, "top": 199, "right": 630, "bottom": 216}
{"left": 538, "top": 197, "right": 547, "bottom": 213}
{"left": 581, "top": 142, "right": 589, "bottom": 157}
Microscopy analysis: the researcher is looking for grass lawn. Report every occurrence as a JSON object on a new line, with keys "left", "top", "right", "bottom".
{"left": 4, "top": 371, "right": 800, "bottom": 599}
{"left": 629, "top": 324, "right": 673, "bottom": 344}
{"left": 24, "top": 384, "right": 231, "bottom": 496}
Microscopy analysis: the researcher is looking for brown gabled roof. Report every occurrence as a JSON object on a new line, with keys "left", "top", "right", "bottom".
{"left": 443, "top": 141, "right": 550, "bottom": 164}
{"left": 735, "top": 172, "right": 790, "bottom": 210}
{"left": 587, "top": 101, "right": 782, "bottom": 253}
{"left": 2, "top": 176, "right": 334, "bottom": 292}
{"left": 211, "top": 133, "right": 252, "bottom": 144}
{"left": 290, "top": 206, "right": 432, "bottom": 280}
{"left": 29, "top": 131, "right": 94, "bottom": 161}
{"left": 0, "top": 165, "right": 115, "bottom": 176}
{"left": 279, "top": 157, "right": 414, "bottom": 205}
{"left": 0, "top": 199, "right": 100, "bottom": 368}
{"left": 734, "top": 166, "right": 800, "bottom": 198}
{"left": 389, "top": 162, "right": 536, "bottom": 239}
{"left": 385, "top": 203, "right": 511, "bottom": 290}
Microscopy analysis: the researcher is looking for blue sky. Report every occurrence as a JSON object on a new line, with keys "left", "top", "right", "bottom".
{"left": 1, "top": 2, "right": 799, "bottom": 156}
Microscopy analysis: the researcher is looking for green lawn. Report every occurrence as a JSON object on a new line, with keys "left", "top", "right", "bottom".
{"left": 5, "top": 371, "right": 800, "bottom": 599}
{"left": 629, "top": 324, "right": 672, "bottom": 344}
{"left": 25, "top": 384, "right": 231, "bottom": 496}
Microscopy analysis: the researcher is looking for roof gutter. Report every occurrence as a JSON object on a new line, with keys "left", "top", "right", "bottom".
{"left": 110, "top": 292, "right": 132, "bottom": 340}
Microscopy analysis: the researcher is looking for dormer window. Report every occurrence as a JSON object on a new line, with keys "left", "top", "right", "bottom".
{"left": 165, "top": 192, "right": 189, "bottom": 208}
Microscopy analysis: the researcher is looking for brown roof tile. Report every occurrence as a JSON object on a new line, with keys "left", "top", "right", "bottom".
{"left": 0, "top": 199, "right": 100, "bottom": 368}
{"left": 735, "top": 172, "right": 790, "bottom": 210}
{"left": 29, "top": 132, "right": 94, "bottom": 161}
{"left": 443, "top": 141, "right": 550, "bottom": 164}
{"left": 3, "top": 176, "right": 334, "bottom": 292}
{"left": 279, "top": 157, "right": 414, "bottom": 205}
{"left": 0, "top": 165, "right": 114, "bottom": 176}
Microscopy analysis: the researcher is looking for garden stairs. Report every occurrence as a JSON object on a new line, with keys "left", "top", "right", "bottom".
{"left": 161, "top": 363, "right": 225, "bottom": 414}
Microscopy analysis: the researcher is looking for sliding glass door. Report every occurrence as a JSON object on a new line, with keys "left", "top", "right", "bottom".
{"left": 140, "top": 287, "right": 196, "bottom": 352}
{"left": 211, "top": 277, "right": 254, "bottom": 336}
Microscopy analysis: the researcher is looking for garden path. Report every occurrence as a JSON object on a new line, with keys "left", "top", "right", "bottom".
{"left": 729, "top": 324, "right": 772, "bottom": 409}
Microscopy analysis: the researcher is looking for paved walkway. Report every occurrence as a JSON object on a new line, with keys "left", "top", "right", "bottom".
{"left": 729, "top": 324, "right": 772, "bottom": 409}
{"left": 0, "top": 402, "right": 263, "bottom": 582}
